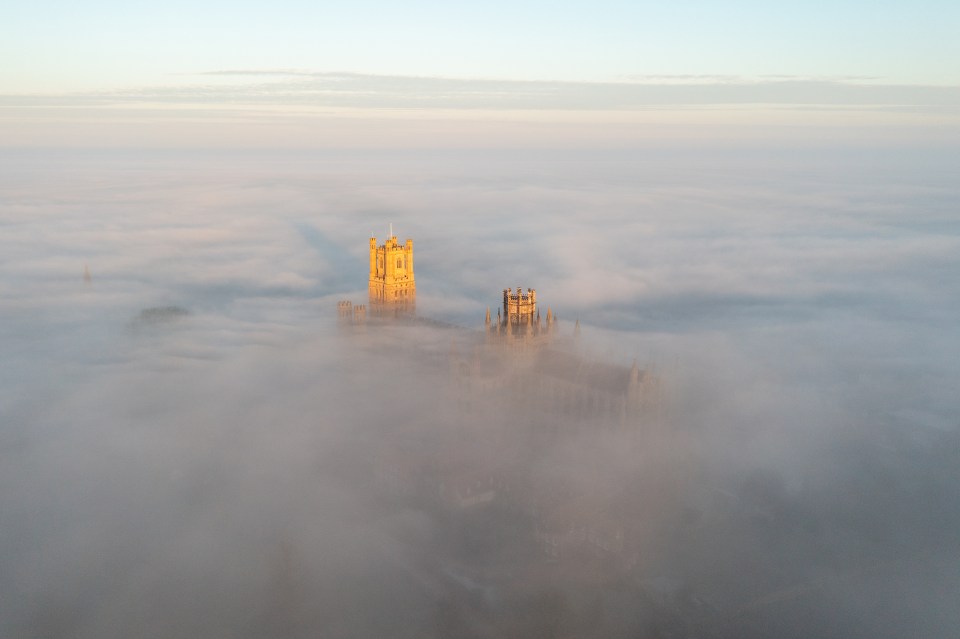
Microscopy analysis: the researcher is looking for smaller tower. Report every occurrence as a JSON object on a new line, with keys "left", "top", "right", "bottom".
{"left": 487, "top": 286, "right": 556, "bottom": 346}
{"left": 502, "top": 287, "right": 537, "bottom": 327}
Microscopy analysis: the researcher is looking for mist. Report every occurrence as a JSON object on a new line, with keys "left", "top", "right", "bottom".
{"left": 2, "top": 146, "right": 958, "bottom": 638}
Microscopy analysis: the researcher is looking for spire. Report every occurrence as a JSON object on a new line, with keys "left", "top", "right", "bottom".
{"left": 574, "top": 319, "right": 581, "bottom": 339}
{"left": 485, "top": 307, "right": 491, "bottom": 326}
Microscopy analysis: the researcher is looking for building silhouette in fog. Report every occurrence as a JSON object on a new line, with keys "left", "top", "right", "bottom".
{"left": 339, "top": 230, "right": 676, "bottom": 574}
{"left": 340, "top": 230, "right": 660, "bottom": 436}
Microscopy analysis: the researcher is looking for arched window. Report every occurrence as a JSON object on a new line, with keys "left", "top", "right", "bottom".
{"left": 397, "top": 258, "right": 402, "bottom": 269}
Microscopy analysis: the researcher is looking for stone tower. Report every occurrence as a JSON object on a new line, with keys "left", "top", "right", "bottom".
{"left": 369, "top": 231, "right": 415, "bottom": 313}
{"left": 485, "top": 286, "right": 555, "bottom": 341}
{"left": 503, "top": 287, "right": 536, "bottom": 327}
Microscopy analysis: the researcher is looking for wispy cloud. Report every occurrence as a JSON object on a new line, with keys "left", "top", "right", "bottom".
{"left": 4, "top": 71, "right": 959, "bottom": 111}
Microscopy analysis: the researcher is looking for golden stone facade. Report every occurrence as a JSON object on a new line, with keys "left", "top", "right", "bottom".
{"left": 504, "top": 287, "right": 536, "bottom": 325}
{"left": 486, "top": 286, "right": 559, "bottom": 339}
{"left": 342, "top": 231, "right": 671, "bottom": 573}
{"left": 369, "top": 233, "right": 415, "bottom": 313}
{"left": 345, "top": 232, "right": 662, "bottom": 440}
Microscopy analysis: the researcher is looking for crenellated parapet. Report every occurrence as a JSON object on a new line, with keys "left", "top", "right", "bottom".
{"left": 337, "top": 300, "right": 367, "bottom": 325}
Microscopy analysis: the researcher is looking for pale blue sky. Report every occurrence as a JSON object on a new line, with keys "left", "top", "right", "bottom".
{"left": 4, "top": 0, "right": 959, "bottom": 93}
{"left": 3, "top": 0, "right": 958, "bottom": 148}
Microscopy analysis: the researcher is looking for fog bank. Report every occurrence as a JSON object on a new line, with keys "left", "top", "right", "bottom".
{"left": 1, "top": 147, "right": 958, "bottom": 637}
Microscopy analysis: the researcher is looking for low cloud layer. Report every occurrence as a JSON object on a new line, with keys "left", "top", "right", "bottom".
{"left": 1, "top": 147, "right": 959, "bottom": 637}
{"left": 2, "top": 72, "right": 958, "bottom": 150}
{"left": 7, "top": 72, "right": 960, "bottom": 110}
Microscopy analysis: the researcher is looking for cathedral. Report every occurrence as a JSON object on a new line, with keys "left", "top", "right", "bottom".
{"left": 339, "top": 230, "right": 670, "bottom": 570}
{"left": 339, "top": 229, "right": 661, "bottom": 438}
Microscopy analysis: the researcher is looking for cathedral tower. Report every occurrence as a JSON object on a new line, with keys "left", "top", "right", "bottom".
{"left": 369, "top": 230, "right": 415, "bottom": 313}
{"left": 503, "top": 287, "right": 536, "bottom": 327}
